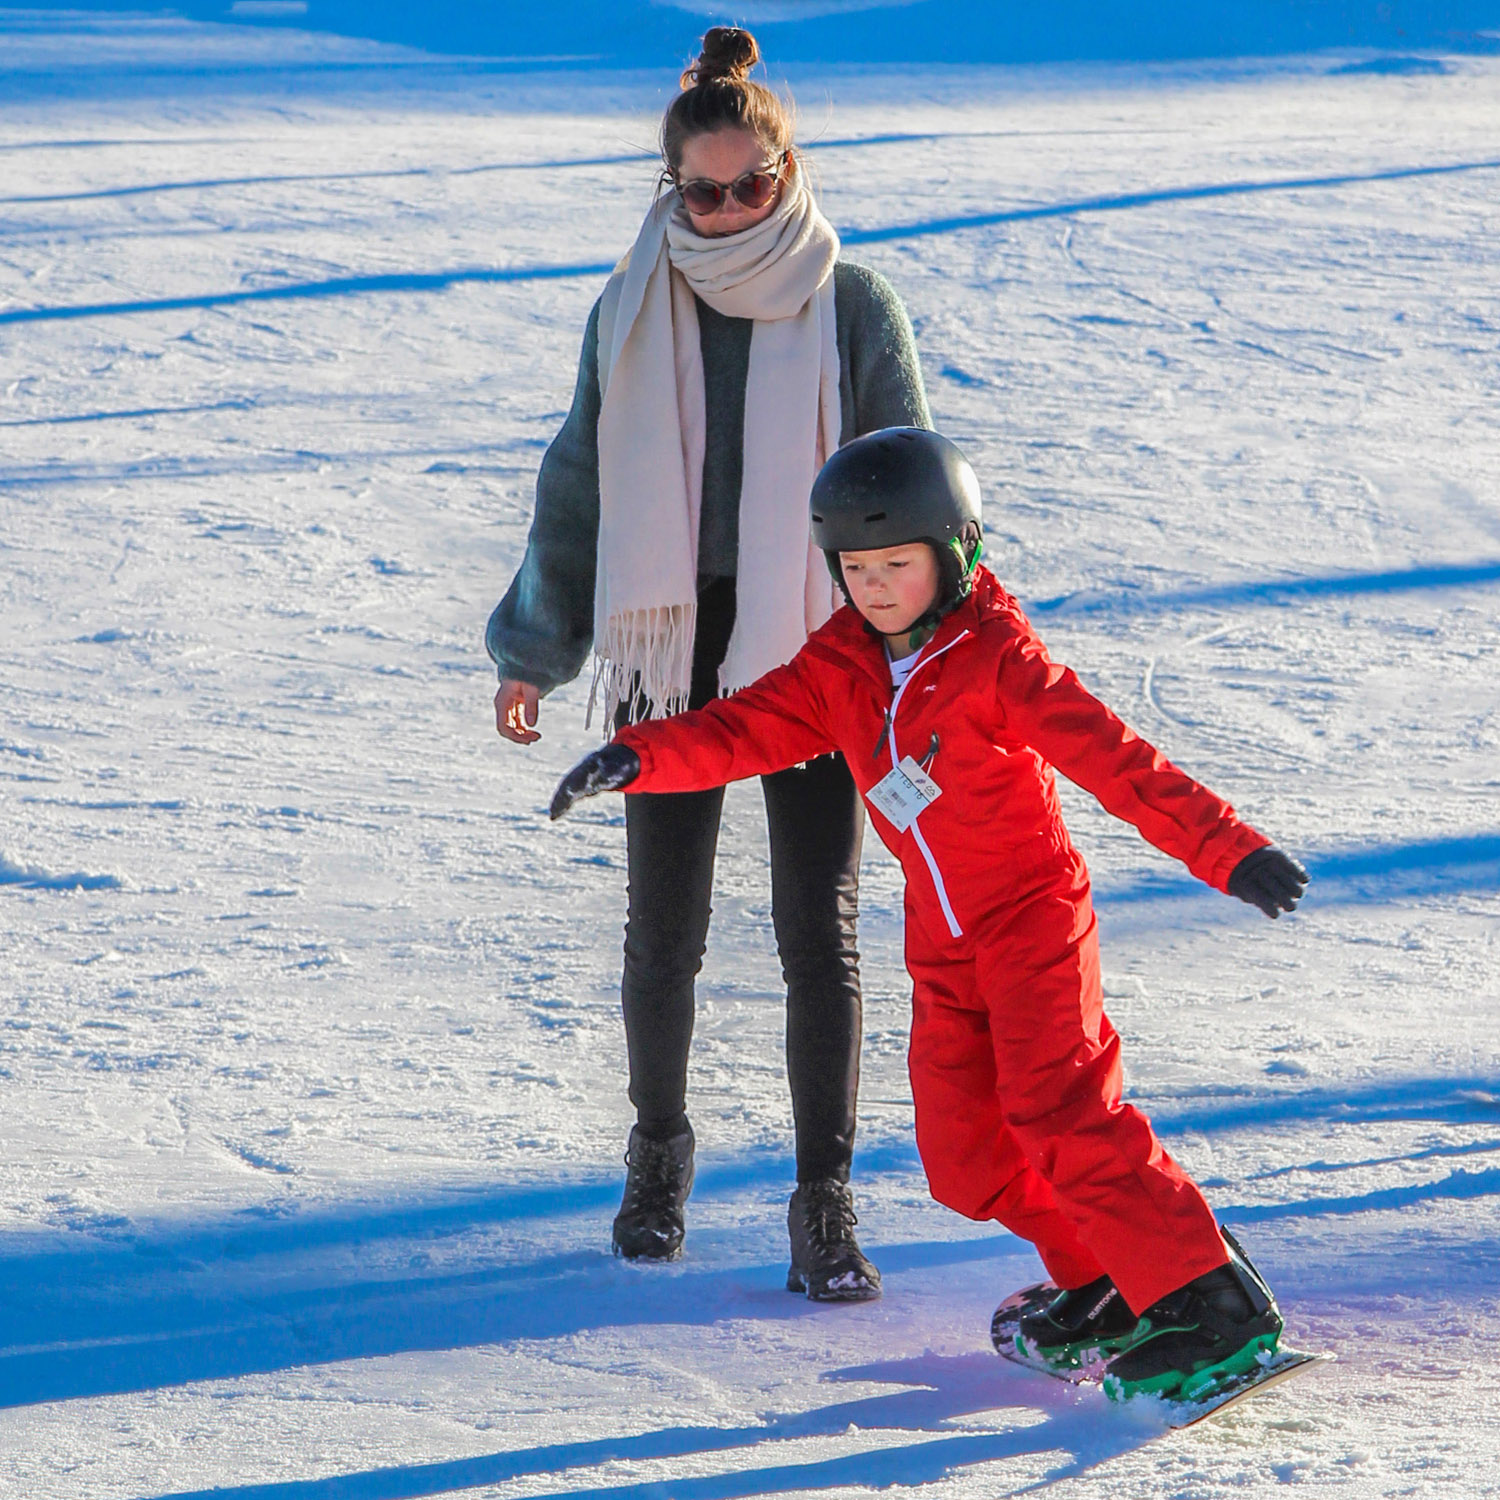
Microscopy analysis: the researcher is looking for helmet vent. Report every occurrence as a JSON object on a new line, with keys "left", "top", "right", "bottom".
{"left": 864, "top": 511, "right": 887, "bottom": 522}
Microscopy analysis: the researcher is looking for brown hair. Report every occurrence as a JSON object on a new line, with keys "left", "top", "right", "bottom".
{"left": 660, "top": 27, "right": 795, "bottom": 176}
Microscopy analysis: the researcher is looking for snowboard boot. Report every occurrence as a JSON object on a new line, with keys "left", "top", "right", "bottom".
{"left": 1102, "top": 1230, "right": 1283, "bottom": 1402}
{"left": 786, "top": 1178, "right": 882, "bottom": 1302}
{"left": 1013, "top": 1273, "right": 1141, "bottom": 1373}
{"left": 611, "top": 1121, "right": 695, "bottom": 1261}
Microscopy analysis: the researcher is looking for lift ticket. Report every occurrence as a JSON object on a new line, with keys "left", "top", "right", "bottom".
{"left": 867, "top": 755, "right": 942, "bottom": 832}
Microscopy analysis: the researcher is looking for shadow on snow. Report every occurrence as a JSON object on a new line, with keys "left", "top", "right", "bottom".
{"left": 0, "top": 131, "right": 1071, "bottom": 207}
{"left": 20, "top": 0, "right": 1500, "bottom": 70}
{"left": 1147, "top": 1073, "right": 1500, "bottom": 1139}
{"left": 3, "top": 1076, "right": 1497, "bottom": 1417}
{"left": 1030, "top": 558, "right": 1500, "bottom": 615}
{"left": 136, "top": 1353, "right": 1147, "bottom": 1500}
{"left": 0, "top": 1142, "right": 1024, "bottom": 1412}
{"left": 1219, "top": 1167, "right": 1500, "bottom": 1224}
{"left": 4, "top": 157, "right": 1498, "bottom": 326}
{"left": 1098, "top": 830, "right": 1500, "bottom": 909}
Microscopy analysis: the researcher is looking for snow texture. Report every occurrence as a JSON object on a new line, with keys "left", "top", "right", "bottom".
{"left": 2, "top": 8, "right": 1499, "bottom": 1499}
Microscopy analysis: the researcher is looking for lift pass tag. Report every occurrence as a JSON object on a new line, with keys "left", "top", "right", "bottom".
{"left": 868, "top": 756, "right": 942, "bottom": 832}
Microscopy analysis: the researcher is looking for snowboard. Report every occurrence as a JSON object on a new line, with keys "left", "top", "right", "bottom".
{"left": 989, "top": 1281, "right": 1333, "bottom": 1428}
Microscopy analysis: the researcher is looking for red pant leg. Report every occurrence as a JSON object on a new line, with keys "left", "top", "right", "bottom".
{"left": 906, "top": 933, "right": 1107, "bottom": 1292}
{"left": 975, "top": 882, "right": 1228, "bottom": 1314}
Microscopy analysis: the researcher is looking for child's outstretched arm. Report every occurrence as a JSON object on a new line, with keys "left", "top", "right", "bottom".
{"left": 549, "top": 652, "right": 838, "bottom": 819}
{"left": 996, "top": 627, "right": 1307, "bottom": 913}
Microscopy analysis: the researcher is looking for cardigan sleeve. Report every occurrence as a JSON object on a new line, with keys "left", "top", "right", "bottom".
{"left": 834, "top": 261, "right": 933, "bottom": 440}
{"left": 483, "top": 299, "right": 604, "bottom": 693}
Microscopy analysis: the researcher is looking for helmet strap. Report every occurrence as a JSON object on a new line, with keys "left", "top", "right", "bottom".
{"left": 949, "top": 532, "right": 983, "bottom": 583}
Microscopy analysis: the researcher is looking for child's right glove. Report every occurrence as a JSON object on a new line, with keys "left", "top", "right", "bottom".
{"left": 549, "top": 743, "right": 641, "bottom": 820}
{"left": 1227, "top": 845, "right": 1309, "bottom": 919}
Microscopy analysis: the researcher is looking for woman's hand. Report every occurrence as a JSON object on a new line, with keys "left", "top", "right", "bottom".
{"left": 495, "top": 679, "right": 541, "bottom": 744}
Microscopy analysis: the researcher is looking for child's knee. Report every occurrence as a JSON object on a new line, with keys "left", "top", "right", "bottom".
{"left": 921, "top": 1160, "right": 998, "bottom": 1222}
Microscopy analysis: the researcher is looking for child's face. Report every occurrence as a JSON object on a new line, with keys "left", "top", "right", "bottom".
{"left": 840, "top": 543, "right": 941, "bottom": 640}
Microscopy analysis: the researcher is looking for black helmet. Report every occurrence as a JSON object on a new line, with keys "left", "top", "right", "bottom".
{"left": 810, "top": 427, "right": 984, "bottom": 610}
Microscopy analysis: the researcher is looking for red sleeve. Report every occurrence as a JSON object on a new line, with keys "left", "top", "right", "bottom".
{"left": 615, "top": 652, "right": 837, "bottom": 794}
{"left": 995, "top": 625, "right": 1270, "bottom": 892}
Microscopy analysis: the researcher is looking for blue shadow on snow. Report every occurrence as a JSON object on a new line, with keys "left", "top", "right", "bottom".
{"left": 1147, "top": 1073, "right": 1500, "bottom": 1138}
{"left": 0, "top": 1141, "right": 1038, "bottom": 1413}
{"left": 1098, "top": 830, "right": 1500, "bottom": 909}
{"left": 4, "top": 157, "right": 1498, "bottom": 327}
{"left": 0, "top": 131, "right": 1027, "bottom": 207}
{"left": 0, "top": 858, "right": 123, "bottom": 892}
{"left": 1030, "top": 559, "right": 1500, "bottom": 616}
{"left": 4, "top": 1073, "right": 1497, "bottom": 1419}
{"left": 133, "top": 1352, "right": 1147, "bottom": 1500}
{"left": 35, "top": 0, "right": 1500, "bottom": 69}
{"left": 1217, "top": 1168, "right": 1500, "bottom": 1224}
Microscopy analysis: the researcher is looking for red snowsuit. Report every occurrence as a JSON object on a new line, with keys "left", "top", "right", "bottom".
{"left": 615, "top": 568, "right": 1269, "bottom": 1313}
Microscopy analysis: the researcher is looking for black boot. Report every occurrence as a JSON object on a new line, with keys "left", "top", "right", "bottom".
{"left": 1103, "top": 1231, "right": 1283, "bottom": 1401}
{"left": 611, "top": 1122, "right": 695, "bottom": 1261}
{"left": 786, "top": 1178, "right": 881, "bottom": 1302}
{"left": 1013, "top": 1274, "right": 1140, "bottom": 1372}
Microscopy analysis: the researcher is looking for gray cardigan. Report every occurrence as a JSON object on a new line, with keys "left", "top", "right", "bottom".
{"left": 485, "top": 260, "right": 931, "bottom": 693}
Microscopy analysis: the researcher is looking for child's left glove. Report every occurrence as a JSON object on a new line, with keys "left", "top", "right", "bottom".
{"left": 1227, "top": 845, "right": 1309, "bottom": 919}
{"left": 549, "top": 744, "right": 641, "bottom": 820}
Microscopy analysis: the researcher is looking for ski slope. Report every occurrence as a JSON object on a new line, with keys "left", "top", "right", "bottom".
{"left": 2, "top": 10, "right": 1499, "bottom": 1497}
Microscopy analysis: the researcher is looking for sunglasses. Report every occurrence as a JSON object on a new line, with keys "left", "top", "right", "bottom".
{"left": 674, "top": 152, "right": 789, "bottom": 216}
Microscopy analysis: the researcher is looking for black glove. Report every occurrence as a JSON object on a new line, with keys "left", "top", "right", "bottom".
{"left": 1227, "top": 845, "right": 1309, "bottom": 919}
{"left": 549, "top": 743, "right": 641, "bottom": 821}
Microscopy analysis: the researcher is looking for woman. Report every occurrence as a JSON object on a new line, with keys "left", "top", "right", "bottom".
{"left": 486, "top": 26, "right": 930, "bottom": 1299}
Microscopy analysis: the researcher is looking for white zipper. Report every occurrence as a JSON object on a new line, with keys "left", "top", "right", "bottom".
{"left": 887, "top": 631, "right": 969, "bottom": 938}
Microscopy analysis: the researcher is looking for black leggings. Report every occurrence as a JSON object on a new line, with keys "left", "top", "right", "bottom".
{"left": 619, "top": 579, "right": 865, "bottom": 1183}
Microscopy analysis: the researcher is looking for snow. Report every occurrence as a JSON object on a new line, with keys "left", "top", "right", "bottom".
{"left": 2, "top": 10, "right": 1500, "bottom": 1497}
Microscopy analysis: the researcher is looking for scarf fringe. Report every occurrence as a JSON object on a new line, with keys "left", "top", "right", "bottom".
{"left": 587, "top": 601, "right": 699, "bottom": 733}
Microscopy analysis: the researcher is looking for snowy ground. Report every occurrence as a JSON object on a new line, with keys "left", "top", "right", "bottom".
{"left": 2, "top": 10, "right": 1500, "bottom": 1498}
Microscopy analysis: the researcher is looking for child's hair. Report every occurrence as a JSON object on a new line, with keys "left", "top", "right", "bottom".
{"left": 660, "top": 27, "right": 795, "bottom": 176}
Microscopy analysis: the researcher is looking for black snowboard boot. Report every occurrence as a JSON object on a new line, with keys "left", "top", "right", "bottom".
{"left": 1103, "top": 1231, "right": 1283, "bottom": 1401}
{"left": 1013, "top": 1273, "right": 1141, "bottom": 1373}
{"left": 786, "top": 1178, "right": 882, "bottom": 1302}
{"left": 611, "top": 1121, "right": 695, "bottom": 1261}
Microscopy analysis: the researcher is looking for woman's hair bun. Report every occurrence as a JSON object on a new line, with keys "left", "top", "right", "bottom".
{"left": 662, "top": 25, "right": 791, "bottom": 171}
{"left": 681, "top": 26, "right": 760, "bottom": 89}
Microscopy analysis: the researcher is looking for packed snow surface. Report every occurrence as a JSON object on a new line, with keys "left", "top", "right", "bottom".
{"left": 2, "top": 10, "right": 1499, "bottom": 1498}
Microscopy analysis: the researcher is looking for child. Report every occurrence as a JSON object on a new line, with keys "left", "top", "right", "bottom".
{"left": 550, "top": 427, "right": 1309, "bottom": 1401}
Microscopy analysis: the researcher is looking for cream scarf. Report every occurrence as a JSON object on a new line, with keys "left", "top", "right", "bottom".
{"left": 591, "top": 170, "right": 842, "bottom": 726}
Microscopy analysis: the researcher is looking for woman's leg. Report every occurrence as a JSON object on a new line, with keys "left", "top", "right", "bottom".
{"left": 762, "top": 752, "right": 864, "bottom": 1183}
{"left": 620, "top": 785, "right": 725, "bottom": 1135}
{"left": 618, "top": 576, "right": 738, "bottom": 1136}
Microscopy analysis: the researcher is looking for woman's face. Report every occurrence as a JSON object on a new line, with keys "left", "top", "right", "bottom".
{"left": 675, "top": 127, "right": 787, "bottom": 237}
